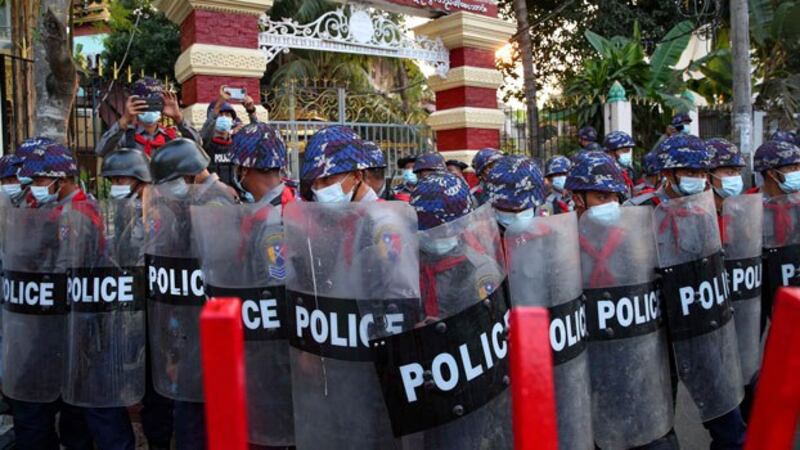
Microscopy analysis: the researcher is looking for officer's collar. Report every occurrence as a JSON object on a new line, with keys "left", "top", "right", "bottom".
{"left": 259, "top": 182, "right": 285, "bottom": 206}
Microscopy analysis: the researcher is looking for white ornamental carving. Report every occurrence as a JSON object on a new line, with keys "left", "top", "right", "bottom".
{"left": 258, "top": 4, "right": 450, "bottom": 77}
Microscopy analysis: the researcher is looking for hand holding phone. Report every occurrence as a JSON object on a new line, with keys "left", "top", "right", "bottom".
{"left": 223, "top": 86, "right": 247, "bottom": 102}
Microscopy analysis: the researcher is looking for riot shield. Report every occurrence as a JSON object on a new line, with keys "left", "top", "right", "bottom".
{"left": 192, "top": 202, "right": 293, "bottom": 446}
{"left": 373, "top": 204, "right": 510, "bottom": 450}
{"left": 578, "top": 206, "right": 672, "bottom": 449}
{"left": 1, "top": 207, "right": 67, "bottom": 402}
{"left": 284, "top": 201, "right": 420, "bottom": 450}
{"left": 143, "top": 182, "right": 208, "bottom": 402}
{"left": 762, "top": 192, "right": 800, "bottom": 323}
{"left": 62, "top": 198, "right": 146, "bottom": 407}
{"left": 721, "top": 193, "right": 763, "bottom": 384}
{"left": 505, "top": 212, "right": 592, "bottom": 450}
{"left": 654, "top": 190, "right": 743, "bottom": 421}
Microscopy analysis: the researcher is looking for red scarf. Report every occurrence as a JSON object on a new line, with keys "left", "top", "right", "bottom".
{"left": 420, "top": 255, "right": 466, "bottom": 317}
{"left": 135, "top": 127, "right": 177, "bottom": 156}
{"left": 764, "top": 200, "right": 800, "bottom": 247}
{"left": 658, "top": 205, "right": 705, "bottom": 249}
{"left": 579, "top": 228, "right": 624, "bottom": 288}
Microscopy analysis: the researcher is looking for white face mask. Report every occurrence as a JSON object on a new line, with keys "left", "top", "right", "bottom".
{"left": 586, "top": 201, "right": 621, "bottom": 226}
{"left": 313, "top": 176, "right": 353, "bottom": 203}
{"left": 138, "top": 111, "right": 162, "bottom": 125}
{"left": 551, "top": 175, "right": 567, "bottom": 192}
{"left": 110, "top": 184, "right": 132, "bottom": 199}
{"left": 618, "top": 151, "right": 633, "bottom": 168}
{"left": 166, "top": 179, "right": 190, "bottom": 198}
{"left": 420, "top": 236, "right": 459, "bottom": 256}
{"left": 2, "top": 183, "right": 22, "bottom": 198}
{"left": 31, "top": 180, "right": 59, "bottom": 206}
{"left": 495, "top": 208, "right": 535, "bottom": 229}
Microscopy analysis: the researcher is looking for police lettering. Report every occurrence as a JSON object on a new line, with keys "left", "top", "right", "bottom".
{"left": 678, "top": 273, "right": 729, "bottom": 316}
{"left": 398, "top": 310, "right": 509, "bottom": 403}
{"left": 242, "top": 298, "right": 280, "bottom": 331}
{"left": 294, "top": 305, "right": 404, "bottom": 349}
{"left": 148, "top": 265, "right": 204, "bottom": 297}
{"left": 781, "top": 263, "right": 800, "bottom": 287}
{"left": 597, "top": 290, "right": 659, "bottom": 330}
{"left": 550, "top": 302, "right": 587, "bottom": 352}
{"left": 3, "top": 279, "right": 55, "bottom": 306}
{"left": 68, "top": 275, "right": 134, "bottom": 304}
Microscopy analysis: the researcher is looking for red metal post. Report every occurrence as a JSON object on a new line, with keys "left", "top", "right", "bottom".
{"left": 510, "top": 307, "right": 558, "bottom": 450}
{"left": 745, "top": 287, "right": 800, "bottom": 450}
{"left": 200, "top": 298, "right": 249, "bottom": 450}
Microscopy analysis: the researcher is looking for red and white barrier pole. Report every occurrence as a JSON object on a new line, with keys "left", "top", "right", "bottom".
{"left": 745, "top": 287, "right": 800, "bottom": 450}
{"left": 200, "top": 298, "right": 249, "bottom": 450}
{"left": 510, "top": 307, "right": 558, "bottom": 450}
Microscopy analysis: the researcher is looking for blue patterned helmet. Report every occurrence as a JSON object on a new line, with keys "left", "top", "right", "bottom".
{"left": 410, "top": 172, "right": 473, "bottom": 231}
{"left": 578, "top": 126, "right": 598, "bottom": 142}
{"left": 363, "top": 141, "right": 386, "bottom": 169}
{"left": 603, "top": 131, "right": 635, "bottom": 151}
{"left": 584, "top": 142, "right": 604, "bottom": 152}
{"left": 754, "top": 141, "right": 800, "bottom": 172}
{"left": 0, "top": 154, "right": 22, "bottom": 179}
{"left": 655, "top": 134, "right": 711, "bottom": 171}
{"left": 671, "top": 112, "right": 692, "bottom": 127}
{"left": 17, "top": 137, "right": 56, "bottom": 158}
{"left": 565, "top": 151, "right": 627, "bottom": 194}
{"left": 771, "top": 131, "right": 797, "bottom": 144}
{"left": 643, "top": 150, "right": 660, "bottom": 176}
{"left": 485, "top": 155, "right": 545, "bottom": 210}
{"left": 471, "top": 148, "right": 503, "bottom": 175}
{"left": 705, "top": 138, "right": 744, "bottom": 169}
{"left": 18, "top": 143, "right": 78, "bottom": 178}
{"left": 131, "top": 77, "right": 163, "bottom": 98}
{"left": 230, "top": 122, "right": 286, "bottom": 170}
{"left": 545, "top": 155, "right": 571, "bottom": 176}
{"left": 414, "top": 152, "right": 447, "bottom": 173}
{"left": 301, "top": 126, "right": 370, "bottom": 181}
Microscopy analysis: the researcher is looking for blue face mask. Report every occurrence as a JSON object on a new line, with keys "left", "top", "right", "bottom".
{"left": 778, "top": 170, "right": 800, "bottom": 194}
{"left": 678, "top": 176, "right": 707, "bottom": 196}
{"left": 233, "top": 170, "right": 255, "bottom": 203}
{"left": 403, "top": 169, "right": 418, "bottom": 185}
{"left": 31, "top": 180, "right": 59, "bottom": 206}
{"left": 215, "top": 116, "right": 233, "bottom": 133}
{"left": 420, "top": 236, "right": 459, "bottom": 256}
{"left": 2, "top": 183, "right": 22, "bottom": 200}
{"left": 110, "top": 184, "right": 132, "bottom": 200}
{"left": 551, "top": 175, "right": 566, "bottom": 192}
{"left": 495, "top": 208, "right": 535, "bottom": 229}
{"left": 138, "top": 111, "right": 161, "bottom": 125}
{"left": 313, "top": 176, "right": 353, "bottom": 203}
{"left": 714, "top": 175, "right": 743, "bottom": 198}
{"left": 586, "top": 201, "right": 621, "bottom": 226}
{"left": 618, "top": 151, "right": 633, "bottom": 168}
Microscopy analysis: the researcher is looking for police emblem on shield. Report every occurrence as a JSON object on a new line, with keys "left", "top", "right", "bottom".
{"left": 264, "top": 232, "right": 285, "bottom": 280}
{"left": 374, "top": 225, "right": 402, "bottom": 263}
{"left": 476, "top": 274, "right": 497, "bottom": 300}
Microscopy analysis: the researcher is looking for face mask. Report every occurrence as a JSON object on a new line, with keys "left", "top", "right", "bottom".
{"left": 233, "top": 170, "right": 255, "bottom": 203}
{"left": 215, "top": 116, "right": 233, "bottom": 133}
{"left": 713, "top": 175, "right": 743, "bottom": 198}
{"left": 618, "top": 151, "right": 633, "bottom": 168}
{"left": 110, "top": 184, "right": 132, "bottom": 200}
{"left": 495, "top": 208, "right": 535, "bottom": 229}
{"left": 31, "top": 180, "right": 59, "bottom": 206}
{"left": 17, "top": 176, "right": 32, "bottom": 185}
{"left": 2, "top": 183, "right": 22, "bottom": 199}
{"left": 168, "top": 179, "right": 190, "bottom": 198}
{"left": 138, "top": 111, "right": 161, "bottom": 125}
{"left": 551, "top": 175, "right": 566, "bottom": 192}
{"left": 586, "top": 201, "right": 621, "bottom": 226}
{"left": 678, "top": 176, "right": 707, "bottom": 196}
{"left": 420, "top": 236, "right": 459, "bottom": 256}
{"left": 778, "top": 170, "right": 800, "bottom": 194}
{"left": 403, "top": 169, "right": 418, "bottom": 185}
{"left": 361, "top": 187, "right": 378, "bottom": 202}
{"left": 313, "top": 176, "right": 353, "bottom": 203}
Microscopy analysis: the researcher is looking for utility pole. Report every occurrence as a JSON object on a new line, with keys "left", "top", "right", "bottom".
{"left": 512, "top": 0, "right": 540, "bottom": 159}
{"left": 730, "top": 0, "right": 753, "bottom": 164}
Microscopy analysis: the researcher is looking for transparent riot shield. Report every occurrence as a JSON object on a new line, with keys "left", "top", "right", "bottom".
{"left": 0, "top": 193, "right": 9, "bottom": 373}
{"left": 284, "top": 201, "right": 420, "bottom": 450}
{"left": 578, "top": 206, "right": 672, "bottom": 448}
{"left": 143, "top": 182, "right": 208, "bottom": 402}
{"left": 762, "top": 192, "right": 800, "bottom": 324}
{"left": 1, "top": 207, "right": 67, "bottom": 402}
{"left": 374, "top": 204, "right": 510, "bottom": 450}
{"left": 505, "top": 212, "right": 592, "bottom": 450}
{"left": 721, "top": 193, "right": 763, "bottom": 384}
{"left": 192, "top": 202, "right": 293, "bottom": 446}
{"left": 62, "top": 198, "right": 146, "bottom": 407}
{"left": 654, "top": 190, "right": 743, "bottom": 421}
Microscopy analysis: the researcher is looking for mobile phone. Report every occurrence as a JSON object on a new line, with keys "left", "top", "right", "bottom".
{"left": 142, "top": 96, "right": 163, "bottom": 112}
{"left": 224, "top": 86, "right": 247, "bottom": 101}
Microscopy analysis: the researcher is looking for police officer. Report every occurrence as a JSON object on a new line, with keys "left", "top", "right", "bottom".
{"left": 753, "top": 140, "right": 800, "bottom": 198}
{"left": 671, "top": 112, "right": 693, "bottom": 135}
{"left": 392, "top": 155, "right": 417, "bottom": 201}
{"left": 706, "top": 138, "right": 746, "bottom": 213}
{"left": 484, "top": 154, "right": 546, "bottom": 231}
{"left": 303, "top": 126, "right": 378, "bottom": 202}
{"left": 101, "top": 148, "right": 152, "bottom": 200}
{"left": 632, "top": 150, "right": 660, "bottom": 197}
{"left": 602, "top": 131, "right": 637, "bottom": 194}
{"left": 445, "top": 159, "right": 468, "bottom": 180}
{"left": 542, "top": 155, "right": 574, "bottom": 215}
{"left": 413, "top": 152, "right": 447, "bottom": 180}
{"left": 229, "top": 122, "right": 296, "bottom": 206}
{"left": 577, "top": 126, "right": 603, "bottom": 154}
{"left": 0, "top": 154, "right": 24, "bottom": 206}
{"left": 95, "top": 77, "right": 201, "bottom": 157}
{"left": 470, "top": 147, "right": 503, "bottom": 205}
{"left": 567, "top": 151, "right": 628, "bottom": 217}
{"left": 769, "top": 130, "right": 796, "bottom": 144}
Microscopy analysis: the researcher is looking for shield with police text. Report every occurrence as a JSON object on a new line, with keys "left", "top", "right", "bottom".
{"left": 284, "top": 201, "right": 421, "bottom": 450}
{"left": 578, "top": 206, "right": 672, "bottom": 448}
{"left": 654, "top": 190, "right": 743, "bottom": 421}
{"left": 143, "top": 183, "right": 209, "bottom": 402}
{"left": 2, "top": 207, "right": 67, "bottom": 402}
{"left": 374, "top": 204, "right": 510, "bottom": 450}
{"left": 192, "top": 202, "right": 294, "bottom": 446}
{"left": 721, "top": 193, "right": 763, "bottom": 384}
{"left": 762, "top": 192, "right": 800, "bottom": 327}
{"left": 505, "top": 212, "right": 592, "bottom": 450}
{"left": 62, "top": 198, "right": 146, "bottom": 407}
